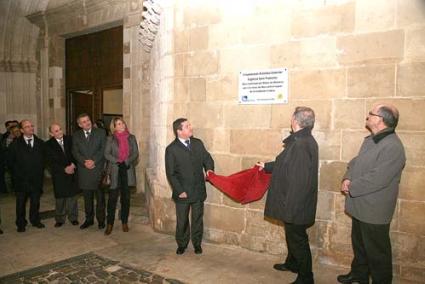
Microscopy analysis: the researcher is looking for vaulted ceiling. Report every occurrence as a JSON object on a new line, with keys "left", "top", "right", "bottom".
{"left": 0, "top": 0, "right": 50, "bottom": 71}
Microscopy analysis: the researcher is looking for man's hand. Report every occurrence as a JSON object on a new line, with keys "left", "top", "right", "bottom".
{"left": 256, "top": 162, "right": 265, "bottom": 170}
{"left": 84, "top": 159, "right": 95, "bottom": 169}
{"left": 341, "top": 179, "right": 351, "bottom": 195}
{"left": 179, "top": 192, "right": 188, "bottom": 199}
{"left": 64, "top": 163, "right": 76, "bottom": 174}
{"left": 64, "top": 166, "right": 74, "bottom": 174}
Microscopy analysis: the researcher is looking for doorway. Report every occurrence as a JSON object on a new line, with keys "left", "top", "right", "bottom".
{"left": 65, "top": 26, "right": 123, "bottom": 134}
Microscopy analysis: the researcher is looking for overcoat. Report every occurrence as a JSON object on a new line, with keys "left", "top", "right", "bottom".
{"left": 72, "top": 127, "right": 106, "bottom": 190}
{"left": 45, "top": 135, "right": 79, "bottom": 198}
{"left": 264, "top": 127, "right": 318, "bottom": 225}
{"left": 8, "top": 135, "right": 45, "bottom": 192}
{"left": 343, "top": 130, "right": 406, "bottom": 224}
{"left": 104, "top": 134, "right": 139, "bottom": 189}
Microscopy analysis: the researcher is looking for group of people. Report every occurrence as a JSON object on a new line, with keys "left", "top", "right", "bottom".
{"left": 165, "top": 103, "right": 405, "bottom": 284}
{"left": 0, "top": 103, "right": 405, "bottom": 284}
{"left": 0, "top": 114, "right": 139, "bottom": 236}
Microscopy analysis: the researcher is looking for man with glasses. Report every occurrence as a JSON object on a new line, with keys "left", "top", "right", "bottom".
{"left": 8, "top": 120, "right": 46, "bottom": 232}
{"left": 337, "top": 104, "right": 406, "bottom": 284}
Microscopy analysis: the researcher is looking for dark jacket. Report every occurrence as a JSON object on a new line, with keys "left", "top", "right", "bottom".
{"left": 45, "top": 135, "right": 79, "bottom": 198}
{"left": 104, "top": 134, "right": 139, "bottom": 189}
{"left": 165, "top": 137, "right": 214, "bottom": 203}
{"left": 264, "top": 127, "right": 319, "bottom": 225}
{"left": 7, "top": 135, "right": 45, "bottom": 192}
{"left": 72, "top": 128, "right": 106, "bottom": 190}
{"left": 343, "top": 129, "right": 406, "bottom": 224}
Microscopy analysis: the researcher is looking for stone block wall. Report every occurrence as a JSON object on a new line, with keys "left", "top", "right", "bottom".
{"left": 145, "top": 0, "right": 425, "bottom": 282}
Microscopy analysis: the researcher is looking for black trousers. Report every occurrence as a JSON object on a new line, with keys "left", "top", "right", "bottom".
{"left": 107, "top": 165, "right": 130, "bottom": 225}
{"left": 83, "top": 188, "right": 105, "bottom": 224}
{"left": 284, "top": 222, "right": 314, "bottom": 284}
{"left": 55, "top": 196, "right": 78, "bottom": 223}
{"left": 350, "top": 217, "right": 392, "bottom": 284}
{"left": 15, "top": 190, "right": 41, "bottom": 228}
{"left": 0, "top": 164, "right": 6, "bottom": 193}
{"left": 175, "top": 201, "right": 204, "bottom": 248}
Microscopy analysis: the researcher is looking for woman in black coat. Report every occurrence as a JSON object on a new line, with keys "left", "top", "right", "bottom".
{"left": 104, "top": 117, "right": 139, "bottom": 235}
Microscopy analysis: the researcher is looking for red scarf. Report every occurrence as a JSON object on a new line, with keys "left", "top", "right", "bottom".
{"left": 114, "top": 130, "right": 130, "bottom": 162}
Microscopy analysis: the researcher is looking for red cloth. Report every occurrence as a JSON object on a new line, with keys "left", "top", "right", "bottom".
{"left": 207, "top": 166, "right": 271, "bottom": 204}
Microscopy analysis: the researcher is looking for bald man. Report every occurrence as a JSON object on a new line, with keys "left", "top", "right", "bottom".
{"left": 337, "top": 104, "right": 406, "bottom": 284}
{"left": 45, "top": 123, "right": 79, "bottom": 227}
{"left": 8, "top": 120, "right": 45, "bottom": 232}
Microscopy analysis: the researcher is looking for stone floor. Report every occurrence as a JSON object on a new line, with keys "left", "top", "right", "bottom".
{"left": 0, "top": 188, "right": 417, "bottom": 284}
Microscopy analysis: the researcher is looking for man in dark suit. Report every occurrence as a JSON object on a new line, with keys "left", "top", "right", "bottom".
{"left": 45, "top": 123, "right": 79, "bottom": 227}
{"left": 258, "top": 107, "right": 318, "bottom": 284}
{"left": 165, "top": 118, "right": 214, "bottom": 255}
{"left": 8, "top": 119, "right": 46, "bottom": 232}
{"left": 72, "top": 113, "right": 106, "bottom": 230}
{"left": 1, "top": 120, "right": 18, "bottom": 194}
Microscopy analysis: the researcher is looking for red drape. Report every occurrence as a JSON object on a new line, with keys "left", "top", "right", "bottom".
{"left": 207, "top": 166, "right": 271, "bottom": 204}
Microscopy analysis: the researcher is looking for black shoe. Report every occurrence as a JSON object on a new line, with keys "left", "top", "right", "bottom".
{"left": 80, "top": 221, "right": 94, "bottom": 229}
{"left": 17, "top": 227, "right": 26, "bottom": 233}
{"left": 273, "top": 263, "right": 298, "bottom": 273}
{"left": 98, "top": 222, "right": 105, "bottom": 229}
{"left": 290, "top": 277, "right": 314, "bottom": 284}
{"left": 337, "top": 272, "right": 369, "bottom": 284}
{"left": 0, "top": 228, "right": 3, "bottom": 234}
{"left": 176, "top": 247, "right": 186, "bottom": 255}
{"left": 32, "top": 222, "right": 45, "bottom": 229}
{"left": 194, "top": 246, "right": 203, "bottom": 254}
{"left": 54, "top": 222, "right": 64, "bottom": 228}
{"left": 71, "top": 220, "right": 79, "bottom": 226}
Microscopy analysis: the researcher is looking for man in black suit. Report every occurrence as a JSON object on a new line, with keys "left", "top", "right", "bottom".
{"left": 8, "top": 119, "right": 45, "bottom": 232}
{"left": 45, "top": 123, "right": 79, "bottom": 227}
{"left": 72, "top": 113, "right": 106, "bottom": 230}
{"left": 165, "top": 118, "right": 214, "bottom": 255}
{"left": 1, "top": 120, "right": 18, "bottom": 194}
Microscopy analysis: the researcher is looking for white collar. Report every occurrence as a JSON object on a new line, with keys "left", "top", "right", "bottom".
{"left": 178, "top": 137, "right": 190, "bottom": 145}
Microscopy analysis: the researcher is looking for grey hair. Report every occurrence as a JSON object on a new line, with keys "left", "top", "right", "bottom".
{"left": 378, "top": 105, "right": 399, "bottom": 128}
{"left": 293, "top": 106, "right": 315, "bottom": 129}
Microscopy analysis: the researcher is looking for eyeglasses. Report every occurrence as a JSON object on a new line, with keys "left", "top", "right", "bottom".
{"left": 368, "top": 111, "right": 383, "bottom": 118}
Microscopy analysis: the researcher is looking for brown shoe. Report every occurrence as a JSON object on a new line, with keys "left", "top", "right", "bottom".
{"left": 104, "top": 224, "right": 113, "bottom": 235}
{"left": 122, "top": 224, "right": 129, "bottom": 232}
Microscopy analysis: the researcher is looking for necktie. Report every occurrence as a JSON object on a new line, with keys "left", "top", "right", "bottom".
{"left": 59, "top": 139, "right": 65, "bottom": 152}
{"left": 185, "top": 139, "right": 191, "bottom": 150}
{"left": 27, "top": 138, "right": 32, "bottom": 149}
{"left": 85, "top": 131, "right": 91, "bottom": 141}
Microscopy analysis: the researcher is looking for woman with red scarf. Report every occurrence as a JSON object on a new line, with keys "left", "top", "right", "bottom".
{"left": 104, "top": 117, "right": 139, "bottom": 235}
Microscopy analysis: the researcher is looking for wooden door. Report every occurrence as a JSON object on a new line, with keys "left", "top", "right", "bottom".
{"left": 65, "top": 26, "right": 123, "bottom": 134}
{"left": 66, "top": 89, "right": 95, "bottom": 134}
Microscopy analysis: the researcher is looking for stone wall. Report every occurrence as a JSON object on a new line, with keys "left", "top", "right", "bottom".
{"left": 0, "top": 0, "right": 47, "bottom": 134}
{"left": 144, "top": 0, "right": 425, "bottom": 282}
